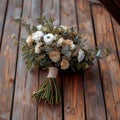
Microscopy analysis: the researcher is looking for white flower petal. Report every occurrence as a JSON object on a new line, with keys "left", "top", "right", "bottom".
{"left": 32, "top": 31, "right": 44, "bottom": 42}
{"left": 60, "top": 25, "right": 68, "bottom": 30}
{"left": 35, "top": 47, "right": 40, "bottom": 53}
{"left": 37, "top": 25, "right": 43, "bottom": 30}
{"left": 57, "top": 37, "right": 64, "bottom": 46}
{"left": 36, "top": 42, "right": 43, "bottom": 47}
{"left": 43, "top": 33, "right": 55, "bottom": 45}
{"left": 35, "top": 43, "right": 41, "bottom": 54}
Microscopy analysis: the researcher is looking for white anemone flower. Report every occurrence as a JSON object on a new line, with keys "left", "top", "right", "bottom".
{"left": 43, "top": 33, "right": 55, "bottom": 45}
{"left": 37, "top": 24, "right": 43, "bottom": 30}
{"left": 78, "top": 49, "right": 85, "bottom": 62}
{"left": 32, "top": 31, "right": 44, "bottom": 42}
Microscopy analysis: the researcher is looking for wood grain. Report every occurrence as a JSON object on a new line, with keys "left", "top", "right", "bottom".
{"left": 92, "top": 4, "right": 120, "bottom": 119}
{"left": 0, "top": 0, "right": 8, "bottom": 45}
{"left": 76, "top": 0, "right": 106, "bottom": 120}
{"left": 63, "top": 72, "right": 85, "bottom": 120}
{"left": 38, "top": 0, "right": 62, "bottom": 120}
{"left": 0, "top": 0, "right": 120, "bottom": 119}
{"left": 12, "top": 0, "right": 41, "bottom": 120}
{"left": 61, "top": 0, "right": 85, "bottom": 119}
{"left": 112, "top": 19, "right": 120, "bottom": 59}
{"left": 0, "top": 0, "right": 23, "bottom": 119}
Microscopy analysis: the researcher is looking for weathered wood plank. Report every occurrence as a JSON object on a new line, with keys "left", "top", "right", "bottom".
{"left": 76, "top": 0, "right": 106, "bottom": 120}
{"left": 12, "top": 0, "right": 41, "bottom": 120}
{"left": 92, "top": 4, "right": 120, "bottom": 119}
{"left": 112, "top": 19, "right": 120, "bottom": 59}
{"left": 42, "top": 0, "right": 60, "bottom": 25}
{"left": 0, "top": 0, "right": 23, "bottom": 119}
{"left": 89, "top": 0, "right": 100, "bottom": 4}
{"left": 38, "top": 0, "right": 62, "bottom": 120}
{"left": 63, "top": 72, "right": 85, "bottom": 120}
{"left": 0, "top": 0, "right": 8, "bottom": 45}
{"left": 60, "top": 0, "right": 85, "bottom": 119}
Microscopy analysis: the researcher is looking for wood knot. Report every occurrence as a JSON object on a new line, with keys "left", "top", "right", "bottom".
{"left": 66, "top": 106, "right": 75, "bottom": 115}
{"left": 70, "top": 109, "right": 75, "bottom": 115}
{"left": 9, "top": 78, "right": 14, "bottom": 83}
{"left": 66, "top": 106, "right": 71, "bottom": 113}
{"left": 8, "top": 78, "right": 14, "bottom": 87}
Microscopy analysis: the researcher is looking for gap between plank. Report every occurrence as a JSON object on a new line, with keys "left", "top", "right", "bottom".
{"left": 59, "top": 0, "right": 64, "bottom": 119}
{"left": 82, "top": 72, "right": 87, "bottom": 120}
{"left": 37, "top": 1, "right": 43, "bottom": 120}
{"left": 90, "top": 2, "right": 108, "bottom": 120}
{"left": 60, "top": 72, "right": 65, "bottom": 120}
{"left": 0, "top": 0, "right": 9, "bottom": 51}
{"left": 110, "top": 16, "right": 120, "bottom": 62}
{"left": 10, "top": 0, "right": 24, "bottom": 119}
{"left": 74, "top": 0, "right": 87, "bottom": 120}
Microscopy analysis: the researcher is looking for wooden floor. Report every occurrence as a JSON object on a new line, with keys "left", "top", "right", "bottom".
{"left": 0, "top": 0, "right": 120, "bottom": 120}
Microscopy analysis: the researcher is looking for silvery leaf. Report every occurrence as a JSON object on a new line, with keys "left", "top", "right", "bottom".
{"left": 62, "top": 45, "right": 70, "bottom": 55}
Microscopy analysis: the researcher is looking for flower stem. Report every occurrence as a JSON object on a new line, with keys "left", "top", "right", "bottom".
{"left": 32, "top": 77, "right": 61, "bottom": 104}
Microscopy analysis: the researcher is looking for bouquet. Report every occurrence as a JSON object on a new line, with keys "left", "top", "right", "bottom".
{"left": 15, "top": 17, "right": 109, "bottom": 104}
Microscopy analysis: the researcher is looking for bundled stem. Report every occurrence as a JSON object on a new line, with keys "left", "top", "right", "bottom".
{"left": 32, "top": 67, "right": 61, "bottom": 104}
{"left": 32, "top": 78, "right": 61, "bottom": 104}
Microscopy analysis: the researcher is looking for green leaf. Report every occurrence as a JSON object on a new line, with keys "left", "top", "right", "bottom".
{"left": 14, "top": 18, "right": 22, "bottom": 24}
{"left": 32, "top": 25, "right": 37, "bottom": 32}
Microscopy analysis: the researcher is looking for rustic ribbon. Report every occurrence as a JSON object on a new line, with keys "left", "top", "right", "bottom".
{"left": 47, "top": 67, "right": 58, "bottom": 78}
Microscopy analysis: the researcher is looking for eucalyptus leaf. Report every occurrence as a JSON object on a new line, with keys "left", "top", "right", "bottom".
{"left": 96, "top": 49, "right": 101, "bottom": 57}
{"left": 65, "top": 51, "right": 71, "bottom": 58}
{"left": 61, "top": 45, "right": 70, "bottom": 55}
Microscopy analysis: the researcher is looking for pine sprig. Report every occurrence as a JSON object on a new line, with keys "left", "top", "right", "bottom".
{"left": 32, "top": 78, "right": 61, "bottom": 104}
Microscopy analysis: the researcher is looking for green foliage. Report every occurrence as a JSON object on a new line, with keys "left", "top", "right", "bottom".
{"left": 16, "top": 17, "right": 109, "bottom": 71}
{"left": 32, "top": 25, "right": 38, "bottom": 32}
{"left": 15, "top": 18, "right": 32, "bottom": 34}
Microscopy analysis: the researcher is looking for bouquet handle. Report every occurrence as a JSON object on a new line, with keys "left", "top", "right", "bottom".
{"left": 32, "top": 67, "right": 61, "bottom": 104}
